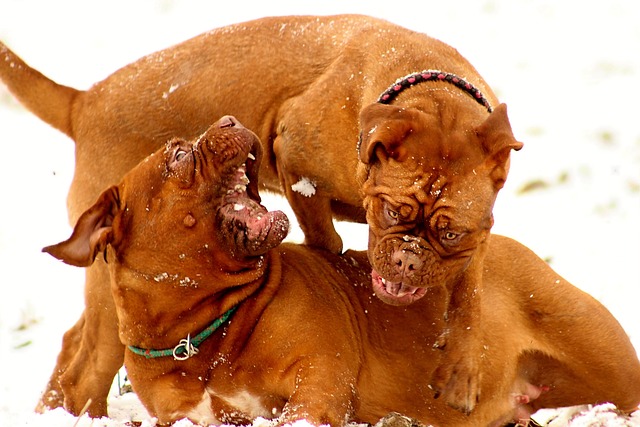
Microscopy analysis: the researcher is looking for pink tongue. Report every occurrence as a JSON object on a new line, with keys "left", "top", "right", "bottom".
{"left": 386, "top": 281, "right": 421, "bottom": 298}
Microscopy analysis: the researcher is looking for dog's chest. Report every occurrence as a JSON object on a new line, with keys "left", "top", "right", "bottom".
{"left": 186, "top": 388, "right": 279, "bottom": 422}
{"left": 206, "top": 389, "right": 281, "bottom": 419}
{"left": 220, "top": 389, "right": 280, "bottom": 419}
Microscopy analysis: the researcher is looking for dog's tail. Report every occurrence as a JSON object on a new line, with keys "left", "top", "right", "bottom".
{"left": 1, "top": 42, "right": 80, "bottom": 138}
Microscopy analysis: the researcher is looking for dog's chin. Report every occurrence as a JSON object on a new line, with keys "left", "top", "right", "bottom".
{"left": 240, "top": 208, "right": 290, "bottom": 256}
{"left": 371, "top": 269, "right": 428, "bottom": 306}
{"left": 219, "top": 194, "right": 289, "bottom": 257}
{"left": 215, "top": 156, "right": 290, "bottom": 257}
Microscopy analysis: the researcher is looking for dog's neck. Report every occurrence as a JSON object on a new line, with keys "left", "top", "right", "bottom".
{"left": 111, "top": 252, "right": 276, "bottom": 355}
{"left": 127, "top": 306, "right": 237, "bottom": 360}
{"left": 114, "top": 251, "right": 281, "bottom": 360}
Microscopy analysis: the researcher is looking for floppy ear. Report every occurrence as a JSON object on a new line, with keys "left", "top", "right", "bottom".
{"left": 476, "top": 103, "right": 524, "bottom": 188}
{"left": 358, "top": 104, "right": 416, "bottom": 164}
{"left": 43, "top": 186, "right": 120, "bottom": 267}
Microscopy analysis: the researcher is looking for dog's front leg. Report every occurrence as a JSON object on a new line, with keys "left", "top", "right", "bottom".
{"left": 273, "top": 128, "right": 345, "bottom": 255}
{"left": 280, "top": 173, "right": 344, "bottom": 254}
{"left": 37, "top": 261, "right": 124, "bottom": 417}
{"left": 429, "top": 270, "right": 483, "bottom": 415}
{"left": 279, "top": 362, "right": 357, "bottom": 426}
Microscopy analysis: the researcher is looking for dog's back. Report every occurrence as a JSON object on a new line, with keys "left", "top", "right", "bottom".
{"left": 1, "top": 14, "right": 486, "bottom": 220}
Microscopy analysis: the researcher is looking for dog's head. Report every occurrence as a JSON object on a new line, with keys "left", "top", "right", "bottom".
{"left": 44, "top": 115, "right": 289, "bottom": 283}
{"left": 357, "top": 103, "right": 522, "bottom": 305}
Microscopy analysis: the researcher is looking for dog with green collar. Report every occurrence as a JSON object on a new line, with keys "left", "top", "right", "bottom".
{"left": 44, "top": 116, "right": 640, "bottom": 426}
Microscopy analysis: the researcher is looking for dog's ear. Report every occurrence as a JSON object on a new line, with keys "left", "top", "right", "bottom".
{"left": 43, "top": 186, "right": 120, "bottom": 267}
{"left": 476, "top": 103, "right": 523, "bottom": 188}
{"left": 358, "top": 104, "right": 416, "bottom": 164}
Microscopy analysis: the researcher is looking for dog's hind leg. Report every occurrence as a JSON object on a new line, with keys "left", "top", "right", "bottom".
{"left": 495, "top": 236, "right": 640, "bottom": 415}
{"left": 36, "top": 313, "right": 85, "bottom": 413}
{"left": 37, "top": 261, "right": 124, "bottom": 417}
{"left": 519, "top": 326, "right": 640, "bottom": 415}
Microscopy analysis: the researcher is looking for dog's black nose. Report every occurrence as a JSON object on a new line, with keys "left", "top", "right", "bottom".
{"left": 218, "top": 115, "right": 237, "bottom": 129}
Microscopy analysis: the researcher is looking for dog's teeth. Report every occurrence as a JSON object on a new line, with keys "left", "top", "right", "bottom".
{"left": 240, "top": 175, "right": 250, "bottom": 185}
{"left": 381, "top": 278, "right": 387, "bottom": 285}
{"left": 235, "top": 184, "right": 247, "bottom": 192}
{"left": 247, "top": 153, "right": 256, "bottom": 161}
{"left": 227, "top": 189, "right": 235, "bottom": 195}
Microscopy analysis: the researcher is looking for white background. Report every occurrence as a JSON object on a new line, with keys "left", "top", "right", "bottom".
{"left": 1, "top": 1, "right": 639, "bottom": 425}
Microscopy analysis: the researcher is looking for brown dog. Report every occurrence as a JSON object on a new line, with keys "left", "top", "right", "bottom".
{"left": 1, "top": 15, "right": 520, "bottom": 414}
{"left": 357, "top": 100, "right": 522, "bottom": 411}
{"left": 43, "top": 116, "right": 640, "bottom": 426}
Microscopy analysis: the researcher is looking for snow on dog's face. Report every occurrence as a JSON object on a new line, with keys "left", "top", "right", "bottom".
{"left": 357, "top": 104, "right": 522, "bottom": 305}
{"left": 43, "top": 116, "right": 289, "bottom": 275}
{"left": 166, "top": 115, "right": 290, "bottom": 259}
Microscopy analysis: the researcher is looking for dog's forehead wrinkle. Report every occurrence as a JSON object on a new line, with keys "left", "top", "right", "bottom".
{"left": 367, "top": 169, "right": 452, "bottom": 225}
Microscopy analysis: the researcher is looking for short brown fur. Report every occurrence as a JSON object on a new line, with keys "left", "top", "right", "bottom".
{"left": 44, "top": 117, "right": 640, "bottom": 426}
{"left": 2, "top": 15, "right": 525, "bottom": 414}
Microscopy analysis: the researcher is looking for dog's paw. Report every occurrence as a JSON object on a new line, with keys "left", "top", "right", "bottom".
{"left": 375, "top": 412, "right": 425, "bottom": 427}
{"left": 429, "top": 334, "right": 481, "bottom": 415}
{"left": 303, "top": 229, "right": 343, "bottom": 255}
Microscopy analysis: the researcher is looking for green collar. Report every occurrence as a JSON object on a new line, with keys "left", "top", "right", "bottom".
{"left": 128, "top": 307, "right": 236, "bottom": 360}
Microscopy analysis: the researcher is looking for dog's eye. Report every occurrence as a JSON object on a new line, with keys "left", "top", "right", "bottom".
{"left": 439, "top": 230, "right": 464, "bottom": 247}
{"left": 384, "top": 206, "right": 402, "bottom": 225}
{"left": 175, "top": 150, "right": 188, "bottom": 162}
{"left": 443, "top": 231, "right": 458, "bottom": 241}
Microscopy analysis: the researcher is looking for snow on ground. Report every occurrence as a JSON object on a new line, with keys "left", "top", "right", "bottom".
{"left": 0, "top": 0, "right": 639, "bottom": 426}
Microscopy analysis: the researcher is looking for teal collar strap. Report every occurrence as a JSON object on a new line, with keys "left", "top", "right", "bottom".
{"left": 128, "top": 307, "right": 236, "bottom": 360}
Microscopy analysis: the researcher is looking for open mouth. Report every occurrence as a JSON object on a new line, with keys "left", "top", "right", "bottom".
{"left": 218, "top": 143, "right": 289, "bottom": 257}
{"left": 371, "top": 269, "right": 428, "bottom": 306}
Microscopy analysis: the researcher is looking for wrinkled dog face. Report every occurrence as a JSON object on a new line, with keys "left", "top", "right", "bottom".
{"left": 363, "top": 160, "right": 496, "bottom": 305}
{"left": 43, "top": 116, "right": 290, "bottom": 347}
{"left": 132, "top": 116, "right": 290, "bottom": 265}
{"left": 43, "top": 116, "right": 290, "bottom": 277}
{"left": 357, "top": 103, "right": 522, "bottom": 305}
